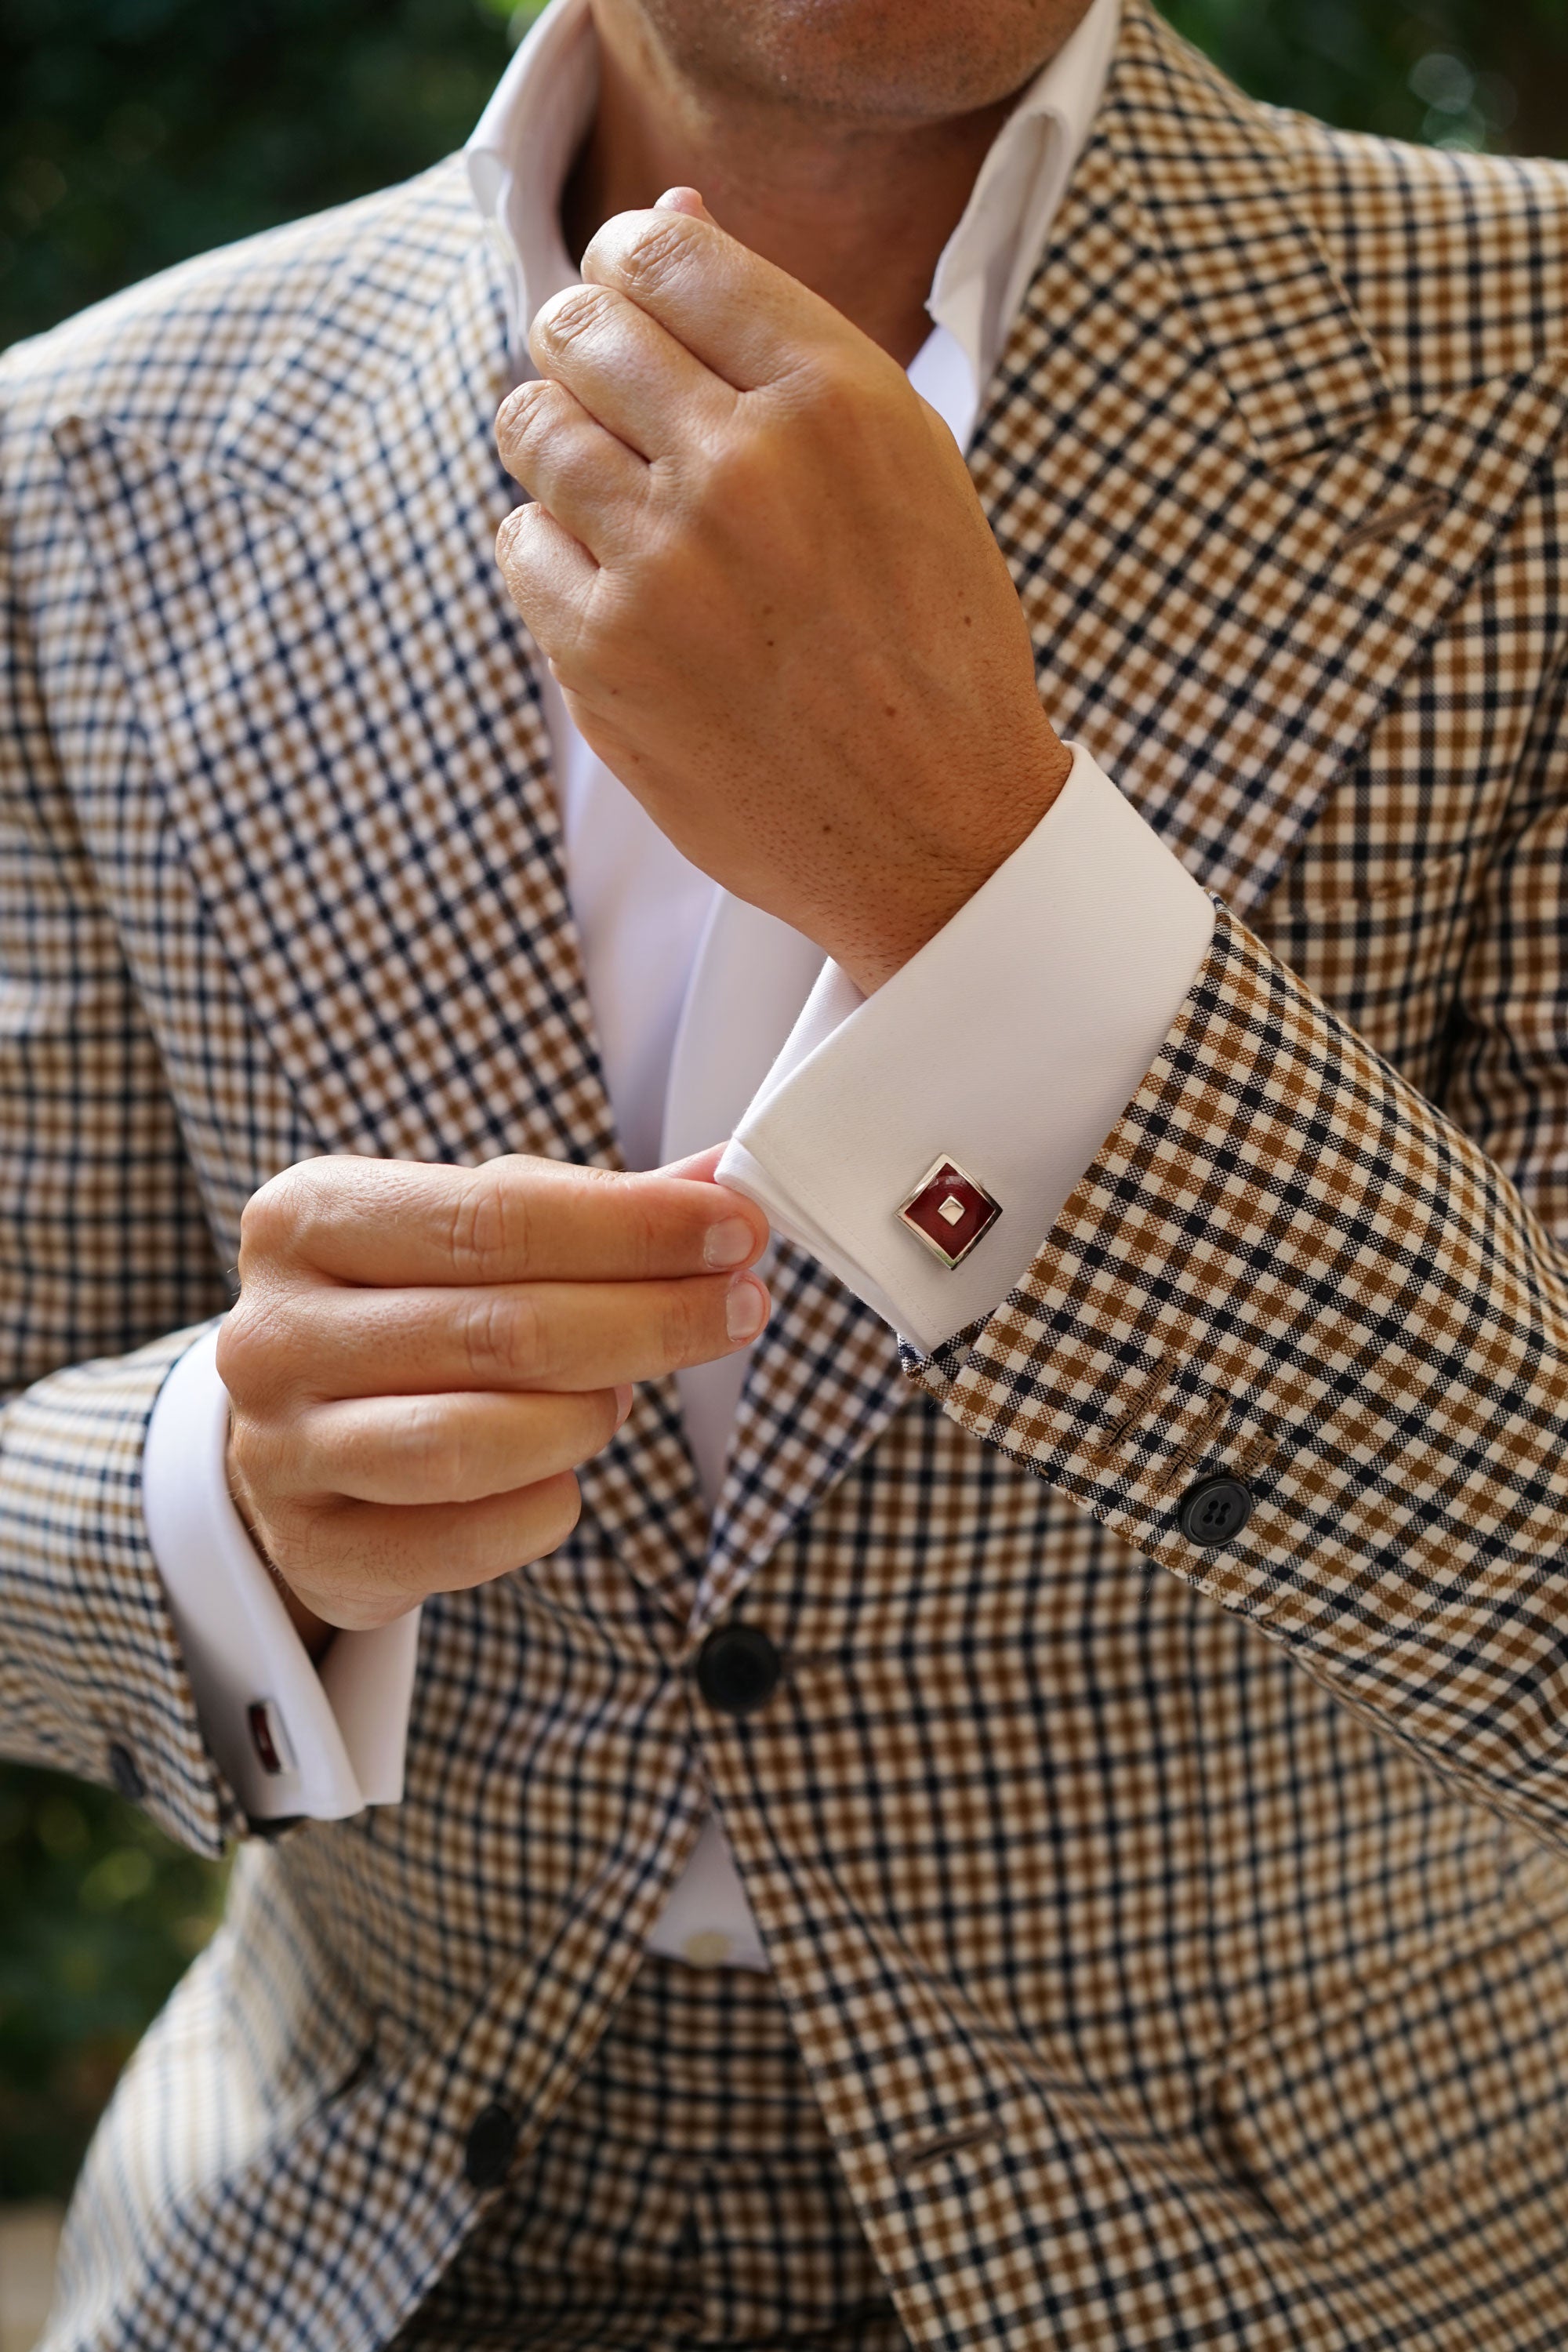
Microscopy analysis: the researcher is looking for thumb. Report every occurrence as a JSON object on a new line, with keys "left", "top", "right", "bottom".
{"left": 656, "top": 1142, "right": 728, "bottom": 1183}
{"left": 655, "top": 185, "right": 718, "bottom": 226}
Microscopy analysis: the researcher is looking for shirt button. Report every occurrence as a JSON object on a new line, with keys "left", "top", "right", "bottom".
{"left": 681, "top": 1930, "right": 734, "bottom": 1968}
{"left": 1177, "top": 1475, "right": 1254, "bottom": 1548}
{"left": 695, "top": 1624, "right": 782, "bottom": 1718}
{"left": 107, "top": 1741, "right": 146, "bottom": 1802}
{"left": 463, "top": 2101, "right": 519, "bottom": 2190}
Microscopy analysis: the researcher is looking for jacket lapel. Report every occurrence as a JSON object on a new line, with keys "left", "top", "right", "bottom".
{"left": 53, "top": 233, "right": 601, "bottom": 1173}
{"left": 978, "top": 0, "right": 1568, "bottom": 915}
{"left": 701, "top": 0, "right": 1568, "bottom": 1623}
{"left": 52, "top": 197, "right": 709, "bottom": 1618}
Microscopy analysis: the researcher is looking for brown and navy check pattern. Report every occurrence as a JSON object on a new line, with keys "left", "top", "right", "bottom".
{"left": 7, "top": 2, "right": 1568, "bottom": 2343}
{"left": 390, "top": 1953, "right": 904, "bottom": 2350}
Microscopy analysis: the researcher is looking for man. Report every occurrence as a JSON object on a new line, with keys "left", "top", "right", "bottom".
{"left": 5, "top": 0, "right": 1568, "bottom": 2338}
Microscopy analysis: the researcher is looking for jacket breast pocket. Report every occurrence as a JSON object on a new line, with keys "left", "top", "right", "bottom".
{"left": 1214, "top": 1913, "right": 1568, "bottom": 2297}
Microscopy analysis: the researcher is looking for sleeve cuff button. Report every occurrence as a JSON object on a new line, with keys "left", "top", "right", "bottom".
{"left": 1177, "top": 1475, "right": 1254, "bottom": 1548}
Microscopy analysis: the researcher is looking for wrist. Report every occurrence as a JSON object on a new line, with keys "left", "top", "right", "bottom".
{"left": 837, "top": 728, "right": 1073, "bottom": 993}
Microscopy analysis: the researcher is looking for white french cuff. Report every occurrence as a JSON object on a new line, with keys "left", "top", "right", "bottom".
{"left": 142, "top": 1324, "right": 420, "bottom": 1821}
{"left": 717, "top": 744, "right": 1217, "bottom": 1356}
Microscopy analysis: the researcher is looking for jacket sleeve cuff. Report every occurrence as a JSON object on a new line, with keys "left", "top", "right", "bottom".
{"left": 912, "top": 906, "right": 1568, "bottom": 1852}
{"left": 143, "top": 1324, "right": 419, "bottom": 1823}
{"left": 716, "top": 744, "right": 1215, "bottom": 1350}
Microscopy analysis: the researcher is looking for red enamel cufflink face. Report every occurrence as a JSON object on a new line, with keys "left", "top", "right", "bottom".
{"left": 246, "top": 1699, "right": 295, "bottom": 1777}
{"left": 897, "top": 1158, "right": 1002, "bottom": 1269}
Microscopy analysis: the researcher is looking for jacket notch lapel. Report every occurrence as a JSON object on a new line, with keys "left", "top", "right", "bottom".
{"left": 53, "top": 223, "right": 710, "bottom": 1613}
{"left": 1111, "top": 0, "right": 1394, "bottom": 466}
{"left": 975, "top": 4, "right": 1568, "bottom": 916}
{"left": 53, "top": 237, "right": 612, "bottom": 1175}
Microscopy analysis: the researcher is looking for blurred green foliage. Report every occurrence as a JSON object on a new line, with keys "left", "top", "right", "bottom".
{"left": 0, "top": 1766, "right": 224, "bottom": 2201}
{"left": 3, "top": 0, "right": 1568, "bottom": 2215}
{"left": 1, "top": 0, "right": 530, "bottom": 350}
{"left": 1170, "top": 0, "right": 1568, "bottom": 156}
{"left": 4, "top": 1, "right": 1568, "bottom": 350}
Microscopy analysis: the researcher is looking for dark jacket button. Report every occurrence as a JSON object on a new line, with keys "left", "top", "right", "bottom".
{"left": 1177, "top": 1475, "right": 1254, "bottom": 1548}
{"left": 695, "top": 1624, "right": 782, "bottom": 1718}
{"left": 107, "top": 1741, "right": 146, "bottom": 1802}
{"left": 463, "top": 2101, "right": 518, "bottom": 2189}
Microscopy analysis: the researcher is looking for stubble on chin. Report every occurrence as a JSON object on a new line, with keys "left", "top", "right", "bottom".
{"left": 598, "top": 0, "right": 1099, "bottom": 124}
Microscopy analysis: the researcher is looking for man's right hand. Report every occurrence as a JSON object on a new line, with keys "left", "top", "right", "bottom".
{"left": 215, "top": 1152, "right": 771, "bottom": 1650}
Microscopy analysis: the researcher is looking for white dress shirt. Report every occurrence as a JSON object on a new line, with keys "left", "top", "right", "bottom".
{"left": 142, "top": 0, "right": 1215, "bottom": 1973}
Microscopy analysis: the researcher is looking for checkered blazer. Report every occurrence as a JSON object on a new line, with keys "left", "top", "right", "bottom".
{"left": 7, "top": 4, "right": 1568, "bottom": 2344}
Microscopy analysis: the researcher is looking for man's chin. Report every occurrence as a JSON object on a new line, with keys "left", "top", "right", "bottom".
{"left": 626, "top": 0, "right": 1097, "bottom": 127}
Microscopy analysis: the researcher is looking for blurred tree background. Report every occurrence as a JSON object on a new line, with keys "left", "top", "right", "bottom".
{"left": 0, "top": 1771, "right": 222, "bottom": 2201}
{"left": 5, "top": 0, "right": 1568, "bottom": 351}
{"left": 2, "top": 0, "right": 1566, "bottom": 2211}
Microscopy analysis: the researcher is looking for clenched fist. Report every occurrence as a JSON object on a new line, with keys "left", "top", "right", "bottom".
{"left": 217, "top": 1152, "right": 771, "bottom": 1647}
{"left": 494, "top": 190, "right": 1072, "bottom": 997}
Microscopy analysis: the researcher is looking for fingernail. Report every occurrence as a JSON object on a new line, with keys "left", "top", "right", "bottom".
{"left": 726, "top": 1274, "right": 768, "bottom": 1341}
{"left": 614, "top": 1383, "right": 634, "bottom": 1428}
{"left": 705, "top": 1217, "right": 754, "bottom": 1269}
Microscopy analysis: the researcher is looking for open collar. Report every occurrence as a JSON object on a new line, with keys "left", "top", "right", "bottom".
{"left": 463, "top": 0, "right": 1121, "bottom": 400}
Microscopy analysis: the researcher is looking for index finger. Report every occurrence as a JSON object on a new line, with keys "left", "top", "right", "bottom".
{"left": 580, "top": 205, "right": 870, "bottom": 395}
{"left": 241, "top": 1153, "right": 770, "bottom": 1288}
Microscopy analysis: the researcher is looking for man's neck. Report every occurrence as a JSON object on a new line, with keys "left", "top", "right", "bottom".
{"left": 561, "top": 9, "right": 1018, "bottom": 368}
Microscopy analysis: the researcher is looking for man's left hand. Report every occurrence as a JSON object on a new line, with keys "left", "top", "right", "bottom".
{"left": 494, "top": 192, "right": 1072, "bottom": 994}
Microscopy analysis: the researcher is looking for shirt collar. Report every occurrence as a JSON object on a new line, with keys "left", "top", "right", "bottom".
{"left": 927, "top": 0, "right": 1119, "bottom": 390}
{"left": 466, "top": 0, "right": 1119, "bottom": 395}
{"left": 466, "top": 0, "right": 598, "bottom": 347}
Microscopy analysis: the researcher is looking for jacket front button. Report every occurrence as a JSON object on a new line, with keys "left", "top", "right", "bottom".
{"left": 1177, "top": 1474, "right": 1254, "bottom": 1548}
{"left": 695, "top": 1624, "right": 782, "bottom": 1718}
{"left": 463, "top": 2101, "right": 518, "bottom": 2189}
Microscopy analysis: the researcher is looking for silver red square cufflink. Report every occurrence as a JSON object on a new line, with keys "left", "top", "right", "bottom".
{"left": 898, "top": 1158, "right": 1002, "bottom": 1269}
